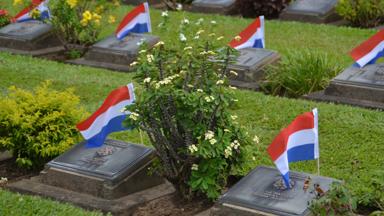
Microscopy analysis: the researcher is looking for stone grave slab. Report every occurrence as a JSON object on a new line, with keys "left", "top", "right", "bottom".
{"left": 7, "top": 139, "right": 174, "bottom": 215}
{"left": 0, "top": 150, "right": 12, "bottom": 162}
{"left": 228, "top": 48, "right": 280, "bottom": 90}
{"left": 122, "top": 0, "right": 162, "bottom": 5}
{"left": 280, "top": 0, "right": 340, "bottom": 24}
{"left": 0, "top": 20, "right": 63, "bottom": 56}
{"left": 211, "top": 166, "right": 338, "bottom": 216}
{"left": 67, "top": 33, "right": 159, "bottom": 72}
{"left": 190, "top": 0, "right": 236, "bottom": 15}
{"left": 305, "top": 63, "right": 384, "bottom": 109}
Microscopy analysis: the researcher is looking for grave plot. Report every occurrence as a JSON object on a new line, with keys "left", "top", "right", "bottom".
{"left": 280, "top": 0, "right": 341, "bottom": 24}
{"left": 305, "top": 63, "right": 384, "bottom": 110}
{"left": 121, "top": 0, "right": 162, "bottom": 5}
{"left": 190, "top": 0, "right": 236, "bottom": 15}
{"left": 0, "top": 21, "right": 63, "bottom": 56}
{"left": 228, "top": 48, "right": 280, "bottom": 90}
{"left": 67, "top": 34, "right": 159, "bottom": 72}
{"left": 211, "top": 166, "right": 338, "bottom": 216}
{"left": 8, "top": 139, "right": 174, "bottom": 215}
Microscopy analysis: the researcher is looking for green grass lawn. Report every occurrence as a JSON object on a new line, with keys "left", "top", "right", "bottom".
{"left": 0, "top": 0, "right": 384, "bottom": 214}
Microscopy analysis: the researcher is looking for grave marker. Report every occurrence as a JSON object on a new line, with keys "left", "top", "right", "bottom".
{"left": 280, "top": 0, "right": 340, "bottom": 24}
{"left": 190, "top": 0, "right": 236, "bottom": 15}
{"left": 67, "top": 33, "right": 159, "bottom": 72}
{"left": 0, "top": 20, "right": 63, "bottom": 56}
{"left": 212, "top": 166, "right": 338, "bottom": 216}
{"left": 306, "top": 63, "right": 384, "bottom": 109}
{"left": 228, "top": 48, "right": 280, "bottom": 90}
{"left": 8, "top": 139, "right": 174, "bottom": 214}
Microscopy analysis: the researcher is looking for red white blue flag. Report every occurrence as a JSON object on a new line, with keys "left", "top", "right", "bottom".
{"left": 115, "top": 2, "right": 152, "bottom": 40}
{"left": 76, "top": 83, "right": 136, "bottom": 148}
{"left": 350, "top": 30, "right": 384, "bottom": 68}
{"left": 267, "top": 108, "right": 319, "bottom": 188}
{"left": 13, "top": 0, "right": 50, "bottom": 23}
{"left": 229, "top": 16, "right": 265, "bottom": 50}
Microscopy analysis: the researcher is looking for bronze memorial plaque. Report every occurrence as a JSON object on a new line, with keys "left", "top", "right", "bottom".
{"left": 190, "top": 0, "right": 236, "bottom": 15}
{"left": 0, "top": 20, "right": 62, "bottom": 55}
{"left": 228, "top": 48, "right": 280, "bottom": 90}
{"left": 213, "top": 166, "right": 337, "bottom": 216}
{"left": 68, "top": 33, "right": 159, "bottom": 72}
{"left": 280, "top": 0, "right": 340, "bottom": 23}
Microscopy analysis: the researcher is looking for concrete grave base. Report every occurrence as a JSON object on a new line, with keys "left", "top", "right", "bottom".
{"left": 190, "top": 0, "right": 236, "bottom": 15}
{"left": 305, "top": 63, "right": 384, "bottom": 110}
{"left": 228, "top": 48, "right": 280, "bottom": 91}
{"left": 0, "top": 46, "right": 64, "bottom": 57}
{"left": 8, "top": 176, "right": 175, "bottom": 216}
{"left": 0, "top": 151, "right": 12, "bottom": 162}
{"left": 280, "top": 0, "right": 340, "bottom": 24}
{"left": 67, "top": 34, "right": 159, "bottom": 72}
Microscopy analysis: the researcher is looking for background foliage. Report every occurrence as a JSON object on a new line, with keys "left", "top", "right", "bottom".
{"left": 234, "top": 0, "right": 291, "bottom": 18}
{"left": 336, "top": 0, "right": 384, "bottom": 28}
{"left": 0, "top": 81, "right": 87, "bottom": 169}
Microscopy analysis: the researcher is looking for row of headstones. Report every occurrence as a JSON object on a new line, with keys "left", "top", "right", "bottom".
{"left": 124, "top": 0, "right": 341, "bottom": 24}
{"left": 0, "top": 19, "right": 382, "bottom": 109}
{"left": 7, "top": 138, "right": 337, "bottom": 216}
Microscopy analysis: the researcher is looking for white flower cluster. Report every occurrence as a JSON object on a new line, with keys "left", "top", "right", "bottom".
{"left": 204, "top": 95, "right": 215, "bottom": 103}
{"left": 129, "top": 112, "right": 140, "bottom": 121}
{"left": 229, "top": 70, "right": 238, "bottom": 76}
{"left": 191, "top": 164, "right": 199, "bottom": 171}
{"left": 196, "top": 89, "right": 203, "bottom": 93}
{"left": 130, "top": 61, "right": 138, "bottom": 67}
{"left": 161, "top": 11, "right": 168, "bottom": 17}
{"left": 147, "top": 54, "right": 154, "bottom": 63}
{"left": 179, "top": 33, "right": 187, "bottom": 42}
{"left": 216, "top": 80, "right": 224, "bottom": 85}
{"left": 195, "top": 18, "right": 204, "bottom": 25}
{"left": 230, "top": 115, "right": 238, "bottom": 120}
{"left": 181, "top": 18, "right": 190, "bottom": 25}
{"left": 154, "top": 41, "right": 164, "bottom": 47}
{"left": 253, "top": 135, "right": 260, "bottom": 144}
{"left": 188, "top": 144, "right": 198, "bottom": 153}
{"left": 0, "top": 177, "right": 8, "bottom": 185}
{"left": 230, "top": 140, "right": 240, "bottom": 150}
{"left": 143, "top": 77, "right": 151, "bottom": 83}
{"left": 155, "top": 74, "right": 180, "bottom": 89}
{"left": 204, "top": 130, "right": 217, "bottom": 145}
{"left": 224, "top": 146, "right": 232, "bottom": 158}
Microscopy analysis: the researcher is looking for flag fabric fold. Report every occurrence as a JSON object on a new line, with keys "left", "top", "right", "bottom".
{"left": 76, "top": 83, "right": 136, "bottom": 148}
{"left": 115, "top": 2, "right": 152, "bottom": 40}
{"left": 229, "top": 16, "right": 265, "bottom": 50}
{"left": 14, "top": 0, "right": 50, "bottom": 23}
{"left": 267, "top": 108, "right": 319, "bottom": 188}
{"left": 350, "top": 29, "right": 384, "bottom": 68}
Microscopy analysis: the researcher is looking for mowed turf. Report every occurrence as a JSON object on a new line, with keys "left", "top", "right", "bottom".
{"left": 0, "top": 0, "right": 383, "bottom": 212}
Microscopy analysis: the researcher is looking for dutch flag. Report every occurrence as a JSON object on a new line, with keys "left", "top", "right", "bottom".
{"left": 13, "top": 0, "right": 50, "bottom": 23}
{"left": 350, "top": 29, "right": 384, "bottom": 68}
{"left": 229, "top": 16, "right": 265, "bottom": 50}
{"left": 115, "top": 2, "right": 152, "bottom": 40}
{"left": 76, "top": 83, "right": 136, "bottom": 148}
{"left": 267, "top": 108, "right": 319, "bottom": 188}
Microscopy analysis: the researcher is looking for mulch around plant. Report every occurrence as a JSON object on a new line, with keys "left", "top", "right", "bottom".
{"left": 133, "top": 194, "right": 212, "bottom": 216}
{"left": 0, "top": 158, "right": 40, "bottom": 185}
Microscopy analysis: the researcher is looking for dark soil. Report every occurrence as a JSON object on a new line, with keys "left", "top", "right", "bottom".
{"left": 134, "top": 194, "right": 212, "bottom": 216}
{"left": 0, "top": 158, "right": 40, "bottom": 184}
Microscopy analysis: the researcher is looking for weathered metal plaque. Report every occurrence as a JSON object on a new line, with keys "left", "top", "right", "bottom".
{"left": 228, "top": 48, "right": 280, "bottom": 90}
{"left": 0, "top": 21, "right": 51, "bottom": 41}
{"left": 280, "top": 0, "right": 340, "bottom": 23}
{"left": 68, "top": 33, "right": 159, "bottom": 71}
{"left": 191, "top": 0, "right": 236, "bottom": 14}
{"left": 47, "top": 139, "right": 154, "bottom": 183}
{"left": 325, "top": 63, "right": 384, "bottom": 103}
{"left": 216, "top": 166, "right": 337, "bottom": 216}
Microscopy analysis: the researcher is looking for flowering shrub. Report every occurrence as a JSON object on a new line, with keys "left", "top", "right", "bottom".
{"left": 49, "top": 0, "right": 119, "bottom": 46}
{"left": 125, "top": 14, "right": 255, "bottom": 200}
{"left": 0, "top": 81, "right": 88, "bottom": 169}
{"left": 0, "top": 9, "right": 10, "bottom": 27}
{"left": 336, "top": 0, "right": 384, "bottom": 28}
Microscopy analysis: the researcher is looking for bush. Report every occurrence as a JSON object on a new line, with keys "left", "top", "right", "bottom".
{"left": 125, "top": 15, "right": 255, "bottom": 200}
{"left": 310, "top": 182, "right": 357, "bottom": 216}
{"left": 358, "top": 171, "right": 384, "bottom": 212}
{"left": 0, "top": 81, "right": 87, "bottom": 169}
{"left": 234, "top": 0, "right": 291, "bottom": 19}
{"left": 262, "top": 50, "right": 342, "bottom": 98}
{"left": 49, "top": 0, "right": 118, "bottom": 46}
{"left": 336, "top": 0, "right": 384, "bottom": 28}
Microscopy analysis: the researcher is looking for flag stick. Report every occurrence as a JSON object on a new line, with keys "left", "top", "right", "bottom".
{"left": 317, "top": 157, "right": 320, "bottom": 176}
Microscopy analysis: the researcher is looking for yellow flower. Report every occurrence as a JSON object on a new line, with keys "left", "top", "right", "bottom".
{"left": 92, "top": 12, "right": 102, "bottom": 20}
{"left": 66, "top": 0, "right": 77, "bottom": 8}
{"left": 112, "top": 0, "right": 120, "bottom": 7}
{"left": 94, "top": 19, "right": 101, "bottom": 26}
{"left": 82, "top": 11, "right": 92, "bottom": 21}
{"left": 80, "top": 19, "right": 88, "bottom": 26}
{"left": 13, "top": 0, "right": 23, "bottom": 6}
{"left": 108, "top": 15, "right": 116, "bottom": 24}
{"left": 95, "top": 5, "right": 104, "bottom": 14}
